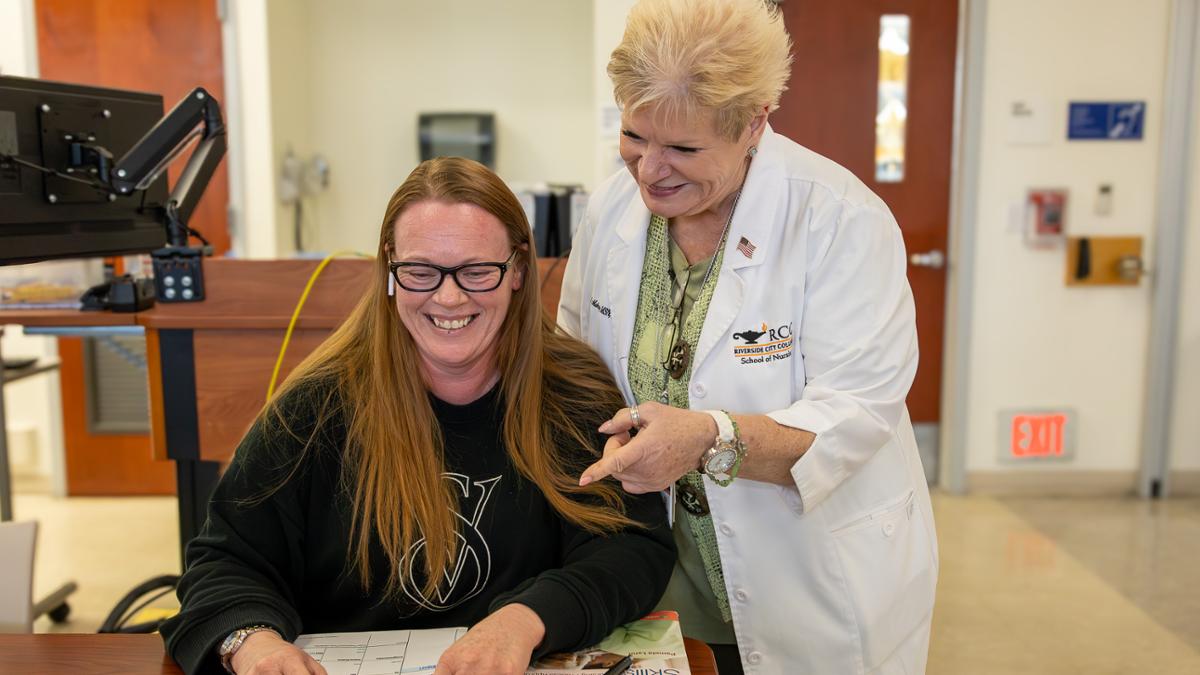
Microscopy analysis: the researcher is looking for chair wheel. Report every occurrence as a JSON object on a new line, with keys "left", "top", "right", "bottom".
{"left": 48, "top": 603, "right": 70, "bottom": 623}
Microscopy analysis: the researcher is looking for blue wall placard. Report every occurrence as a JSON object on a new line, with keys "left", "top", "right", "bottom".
{"left": 1068, "top": 102, "right": 1145, "bottom": 140}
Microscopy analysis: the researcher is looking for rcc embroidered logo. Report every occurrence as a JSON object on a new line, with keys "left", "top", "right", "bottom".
{"left": 731, "top": 322, "right": 795, "bottom": 364}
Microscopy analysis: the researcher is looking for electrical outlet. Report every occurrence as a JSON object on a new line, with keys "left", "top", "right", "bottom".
{"left": 152, "top": 247, "right": 205, "bottom": 302}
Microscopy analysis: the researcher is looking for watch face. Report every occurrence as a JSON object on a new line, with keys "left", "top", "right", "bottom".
{"left": 705, "top": 449, "right": 736, "bottom": 474}
{"left": 219, "top": 632, "right": 237, "bottom": 656}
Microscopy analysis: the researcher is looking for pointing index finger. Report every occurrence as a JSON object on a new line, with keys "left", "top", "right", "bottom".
{"left": 579, "top": 439, "right": 644, "bottom": 487}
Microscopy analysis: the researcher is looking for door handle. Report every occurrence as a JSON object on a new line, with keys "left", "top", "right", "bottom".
{"left": 909, "top": 249, "right": 945, "bottom": 269}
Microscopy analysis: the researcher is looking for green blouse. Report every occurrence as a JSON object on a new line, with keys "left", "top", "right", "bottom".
{"left": 627, "top": 214, "right": 736, "bottom": 645}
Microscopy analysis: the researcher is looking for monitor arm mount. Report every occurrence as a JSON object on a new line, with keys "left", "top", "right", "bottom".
{"left": 105, "top": 88, "right": 226, "bottom": 302}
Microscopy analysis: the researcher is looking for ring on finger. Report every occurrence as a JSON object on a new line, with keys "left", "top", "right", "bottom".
{"left": 629, "top": 405, "right": 642, "bottom": 428}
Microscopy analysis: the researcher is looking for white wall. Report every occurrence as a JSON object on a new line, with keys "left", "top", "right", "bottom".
{"left": 0, "top": 0, "right": 37, "bottom": 78}
{"left": 295, "top": 0, "right": 595, "bottom": 254}
{"left": 964, "top": 0, "right": 1171, "bottom": 480}
{"left": 224, "top": 0, "right": 280, "bottom": 259}
{"left": 592, "top": 0, "right": 637, "bottom": 187}
{"left": 1169, "top": 11, "right": 1200, "bottom": 478}
{"left": 0, "top": 317, "right": 59, "bottom": 481}
{"left": 266, "top": 0, "right": 313, "bottom": 256}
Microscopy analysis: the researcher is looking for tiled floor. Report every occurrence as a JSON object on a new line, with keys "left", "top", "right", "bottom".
{"left": 14, "top": 481, "right": 181, "bottom": 634}
{"left": 9, "top": 483, "right": 1200, "bottom": 673}
{"left": 928, "top": 493, "right": 1200, "bottom": 674}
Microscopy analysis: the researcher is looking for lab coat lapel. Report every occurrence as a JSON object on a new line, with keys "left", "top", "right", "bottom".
{"left": 727, "top": 124, "right": 784, "bottom": 273}
{"left": 693, "top": 126, "right": 784, "bottom": 373}
{"left": 605, "top": 193, "right": 651, "bottom": 400}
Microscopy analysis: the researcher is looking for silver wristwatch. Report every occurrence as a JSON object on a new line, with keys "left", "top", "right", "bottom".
{"left": 698, "top": 410, "right": 746, "bottom": 486}
{"left": 218, "top": 624, "right": 279, "bottom": 673}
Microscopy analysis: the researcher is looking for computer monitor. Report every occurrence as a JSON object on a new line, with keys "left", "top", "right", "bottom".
{"left": 0, "top": 75, "right": 170, "bottom": 266}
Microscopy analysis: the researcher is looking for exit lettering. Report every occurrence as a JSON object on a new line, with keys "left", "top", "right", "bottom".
{"left": 1010, "top": 413, "right": 1068, "bottom": 458}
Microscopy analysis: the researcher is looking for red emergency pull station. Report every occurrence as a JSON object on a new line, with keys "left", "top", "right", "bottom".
{"left": 1027, "top": 189, "right": 1068, "bottom": 241}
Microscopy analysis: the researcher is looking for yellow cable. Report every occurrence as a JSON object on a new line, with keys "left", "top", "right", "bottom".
{"left": 267, "top": 250, "right": 372, "bottom": 399}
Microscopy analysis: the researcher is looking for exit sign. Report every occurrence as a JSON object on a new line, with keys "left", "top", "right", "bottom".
{"left": 999, "top": 409, "right": 1077, "bottom": 461}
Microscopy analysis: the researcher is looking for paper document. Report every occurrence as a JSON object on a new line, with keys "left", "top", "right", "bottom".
{"left": 295, "top": 627, "right": 466, "bottom": 675}
{"left": 294, "top": 611, "right": 690, "bottom": 675}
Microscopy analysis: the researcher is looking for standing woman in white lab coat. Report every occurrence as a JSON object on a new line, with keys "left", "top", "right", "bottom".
{"left": 558, "top": 0, "right": 938, "bottom": 673}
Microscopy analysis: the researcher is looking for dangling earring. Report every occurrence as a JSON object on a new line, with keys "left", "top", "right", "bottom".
{"left": 387, "top": 274, "right": 395, "bottom": 297}
{"left": 747, "top": 146, "right": 758, "bottom": 158}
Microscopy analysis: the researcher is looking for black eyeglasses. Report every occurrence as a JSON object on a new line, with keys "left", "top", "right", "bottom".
{"left": 388, "top": 250, "right": 518, "bottom": 293}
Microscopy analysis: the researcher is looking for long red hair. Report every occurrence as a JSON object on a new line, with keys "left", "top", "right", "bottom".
{"left": 264, "top": 157, "right": 632, "bottom": 600}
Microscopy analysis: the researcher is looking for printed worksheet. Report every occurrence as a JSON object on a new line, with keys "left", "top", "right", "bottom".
{"left": 294, "top": 612, "right": 691, "bottom": 675}
{"left": 295, "top": 627, "right": 467, "bottom": 675}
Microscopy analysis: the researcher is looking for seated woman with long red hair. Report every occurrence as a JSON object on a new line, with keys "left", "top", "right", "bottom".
{"left": 159, "top": 157, "right": 675, "bottom": 675}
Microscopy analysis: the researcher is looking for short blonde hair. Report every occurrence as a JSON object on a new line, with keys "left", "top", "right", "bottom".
{"left": 608, "top": 0, "right": 793, "bottom": 140}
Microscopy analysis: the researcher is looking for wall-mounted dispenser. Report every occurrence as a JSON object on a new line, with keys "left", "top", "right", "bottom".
{"left": 278, "top": 147, "right": 330, "bottom": 253}
{"left": 418, "top": 112, "right": 495, "bottom": 169}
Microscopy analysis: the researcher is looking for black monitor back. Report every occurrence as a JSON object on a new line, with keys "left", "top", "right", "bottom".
{"left": 0, "top": 76, "right": 169, "bottom": 265}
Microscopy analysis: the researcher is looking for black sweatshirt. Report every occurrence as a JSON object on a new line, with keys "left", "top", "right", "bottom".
{"left": 160, "top": 380, "right": 675, "bottom": 675}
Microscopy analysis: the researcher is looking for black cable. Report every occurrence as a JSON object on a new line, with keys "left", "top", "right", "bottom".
{"left": 186, "top": 227, "right": 210, "bottom": 247}
{"left": 98, "top": 574, "right": 179, "bottom": 633}
{"left": 113, "top": 584, "right": 176, "bottom": 631}
{"left": 1, "top": 153, "right": 111, "bottom": 191}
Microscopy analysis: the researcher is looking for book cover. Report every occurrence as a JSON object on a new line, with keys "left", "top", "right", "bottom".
{"left": 527, "top": 610, "right": 691, "bottom": 675}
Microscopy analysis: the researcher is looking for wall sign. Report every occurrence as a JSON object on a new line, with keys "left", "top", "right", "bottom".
{"left": 998, "top": 409, "right": 1077, "bottom": 462}
{"left": 1006, "top": 97, "right": 1052, "bottom": 146}
{"left": 1068, "top": 102, "right": 1145, "bottom": 140}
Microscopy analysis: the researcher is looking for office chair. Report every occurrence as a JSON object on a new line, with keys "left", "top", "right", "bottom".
{"left": 0, "top": 520, "right": 76, "bottom": 633}
{"left": 0, "top": 520, "right": 37, "bottom": 632}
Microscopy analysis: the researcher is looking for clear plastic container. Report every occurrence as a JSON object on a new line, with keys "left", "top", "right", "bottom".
{"left": 0, "top": 259, "right": 103, "bottom": 310}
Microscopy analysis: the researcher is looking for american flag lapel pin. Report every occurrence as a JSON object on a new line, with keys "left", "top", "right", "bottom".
{"left": 737, "top": 236, "right": 756, "bottom": 259}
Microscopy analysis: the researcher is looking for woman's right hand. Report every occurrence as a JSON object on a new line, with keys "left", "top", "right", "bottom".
{"left": 581, "top": 402, "right": 717, "bottom": 493}
{"left": 231, "top": 630, "right": 326, "bottom": 675}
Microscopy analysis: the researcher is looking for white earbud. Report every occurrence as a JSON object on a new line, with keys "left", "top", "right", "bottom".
{"left": 387, "top": 274, "right": 395, "bottom": 297}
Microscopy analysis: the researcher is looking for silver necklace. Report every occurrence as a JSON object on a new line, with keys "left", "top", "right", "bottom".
{"left": 656, "top": 189, "right": 743, "bottom": 403}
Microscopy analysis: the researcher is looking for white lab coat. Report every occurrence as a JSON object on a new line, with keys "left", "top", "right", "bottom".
{"left": 557, "top": 126, "right": 938, "bottom": 674}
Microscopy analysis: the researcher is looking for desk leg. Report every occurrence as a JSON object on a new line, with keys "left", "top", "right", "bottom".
{"left": 156, "top": 329, "right": 219, "bottom": 564}
{"left": 175, "top": 459, "right": 219, "bottom": 560}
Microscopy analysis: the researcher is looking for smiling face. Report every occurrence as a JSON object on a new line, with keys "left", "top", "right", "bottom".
{"left": 619, "top": 105, "right": 765, "bottom": 223}
{"left": 390, "top": 199, "right": 522, "bottom": 388}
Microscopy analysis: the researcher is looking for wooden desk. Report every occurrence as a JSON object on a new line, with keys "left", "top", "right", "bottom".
{"left": 0, "top": 634, "right": 181, "bottom": 675}
{"left": 0, "top": 634, "right": 717, "bottom": 674}
{"left": 1, "top": 257, "right": 571, "bottom": 558}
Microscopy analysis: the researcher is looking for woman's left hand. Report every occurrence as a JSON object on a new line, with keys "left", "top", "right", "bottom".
{"left": 433, "top": 604, "right": 544, "bottom": 675}
{"left": 580, "top": 402, "right": 717, "bottom": 493}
